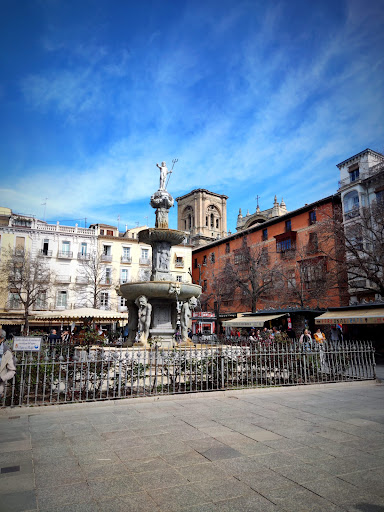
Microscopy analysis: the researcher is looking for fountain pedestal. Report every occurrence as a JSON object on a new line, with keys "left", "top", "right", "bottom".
{"left": 119, "top": 166, "right": 201, "bottom": 348}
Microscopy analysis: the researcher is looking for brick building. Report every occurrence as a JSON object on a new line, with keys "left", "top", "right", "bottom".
{"left": 192, "top": 195, "right": 349, "bottom": 333}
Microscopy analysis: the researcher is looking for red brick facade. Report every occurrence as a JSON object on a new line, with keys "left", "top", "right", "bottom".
{"left": 192, "top": 195, "right": 348, "bottom": 318}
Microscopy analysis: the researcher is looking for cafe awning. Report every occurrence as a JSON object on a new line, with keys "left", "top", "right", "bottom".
{"left": 315, "top": 308, "right": 384, "bottom": 325}
{"left": 222, "top": 314, "right": 286, "bottom": 328}
{"left": 34, "top": 308, "right": 128, "bottom": 321}
{"left": 0, "top": 319, "right": 24, "bottom": 325}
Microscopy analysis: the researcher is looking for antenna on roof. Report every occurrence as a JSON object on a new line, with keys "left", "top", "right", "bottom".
{"left": 41, "top": 198, "right": 48, "bottom": 221}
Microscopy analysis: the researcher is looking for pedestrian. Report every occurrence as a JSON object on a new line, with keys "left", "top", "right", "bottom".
{"left": 299, "top": 329, "right": 312, "bottom": 349}
{"left": 0, "top": 329, "right": 16, "bottom": 399}
{"left": 48, "top": 329, "right": 61, "bottom": 346}
{"left": 314, "top": 328, "right": 326, "bottom": 343}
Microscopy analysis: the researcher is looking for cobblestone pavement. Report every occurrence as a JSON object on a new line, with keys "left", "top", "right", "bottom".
{"left": 1, "top": 381, "right": 384, "bottom": 512}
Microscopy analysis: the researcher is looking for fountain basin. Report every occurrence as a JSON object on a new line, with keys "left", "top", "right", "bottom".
{"left": 120, "top": 281, "right": 201, "bottom": 301}
{"left": 138, "top": 228, "right": 186, "bottom": 246}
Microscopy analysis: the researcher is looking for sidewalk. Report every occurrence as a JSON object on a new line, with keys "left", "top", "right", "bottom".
{"left": 1, "top": 381, "right": 384, "bottom": 512}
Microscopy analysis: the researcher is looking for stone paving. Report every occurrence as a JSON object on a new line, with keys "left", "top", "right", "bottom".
{"left": 1, "top": 381, "right": 384, "bottom": 512}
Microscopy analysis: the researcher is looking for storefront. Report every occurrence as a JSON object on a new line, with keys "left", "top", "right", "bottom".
{"left": 315, "top": 305, "right": 384, "bottom": 356}
{"left": 222, "top": 313, "right": 287, "bottom": 332}
{"left": 192, "top": 311, "right": 216, "bottom": 335}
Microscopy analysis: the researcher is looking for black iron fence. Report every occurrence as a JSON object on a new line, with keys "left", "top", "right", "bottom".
{"left": 1, "top": 339, "right": 376, "bottom": 407}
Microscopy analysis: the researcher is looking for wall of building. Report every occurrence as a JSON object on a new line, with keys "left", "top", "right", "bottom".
{"left": 192, "top": 196, "right": 348, "bottom": 317}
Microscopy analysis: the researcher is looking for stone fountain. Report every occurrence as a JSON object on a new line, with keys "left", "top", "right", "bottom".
{"left": 120, "top": 161, "right": 201, "bottom": 347}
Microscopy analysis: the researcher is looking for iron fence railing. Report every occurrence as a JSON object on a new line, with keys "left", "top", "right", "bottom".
{"left": 1, "top": 339, "right": 376, "bottom": 408}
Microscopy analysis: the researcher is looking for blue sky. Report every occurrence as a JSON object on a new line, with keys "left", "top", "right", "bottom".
{"left": 0, "top": 0, "right": 383, "bottom": 233}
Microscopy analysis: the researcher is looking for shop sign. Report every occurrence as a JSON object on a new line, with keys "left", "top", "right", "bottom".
{"left": 13, "top": 337, "right": 42, "bottom": 351}
{"left": 193, "top": 312, "right": 215, "bottom": 318}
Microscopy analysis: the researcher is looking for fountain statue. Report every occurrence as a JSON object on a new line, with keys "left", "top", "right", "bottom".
{"left": 120, "top": 161, "right": 201, "bottom": 347}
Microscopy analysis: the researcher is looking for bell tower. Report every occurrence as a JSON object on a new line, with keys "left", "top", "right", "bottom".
{"left": 176, "top": 189, "right": 228, "bottom": 247}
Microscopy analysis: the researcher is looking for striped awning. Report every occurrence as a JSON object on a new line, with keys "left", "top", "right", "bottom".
{"left": 315, "top": 308, "right": 384, "bottom": 325}
{"left": 222, "top": 314, "right": 286, "bottom": 328}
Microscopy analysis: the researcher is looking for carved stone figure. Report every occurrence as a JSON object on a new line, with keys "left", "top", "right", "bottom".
{"left": 156, "top": 161, "right": 171, "bottom": 191}
{"left": 126, "top": 302, "right": 138, "bottom": 345}
{"left": 157, "top": 242, "right": 170, "bottom": 270}
{"left": 155, "top": 208, "right": 169, "bottom": 229}
{"left": 180, "top": 296, "right": 198, "bottom": 342}
{"left": 135, "top": 295, "right": 152, "bottom": 345}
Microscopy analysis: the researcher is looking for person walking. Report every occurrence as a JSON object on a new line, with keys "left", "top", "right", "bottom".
{"left": 0, "top": 329, "right": 16, "bottom": 399}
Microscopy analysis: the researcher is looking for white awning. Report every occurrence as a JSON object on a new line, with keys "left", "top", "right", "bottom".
{"left": 34, "top": 308, "right": 128, "bottom": 321}
{"left": 315, "top": 308, "right": 384, "bottom": 325}
{"left": 222, "top": 314, "right": 286, "bottom": 328}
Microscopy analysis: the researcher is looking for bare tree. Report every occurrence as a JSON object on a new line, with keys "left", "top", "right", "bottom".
{"left": 77, "top": 251, "right": 118, "bottom": 310}
{"left": 0, "top": 247, "right": 53, "bottom": 334}
{"left": 317, "top": 200, "right": 384, "bottom": 299}
{"left": 201, "top": 261, "right": 235, "bottom": 314}
{"left": 225, "top": 242, "right": 278, "bottom": 313}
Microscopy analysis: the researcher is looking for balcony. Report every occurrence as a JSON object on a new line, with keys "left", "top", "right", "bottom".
{"left": 34, "top": 302, "right": 48, "bottom": 311}
{"left": 121, "top": 256, "right": 132, "bottom": 264}
{"left": 57, "top": 251, "right": 73, "bottom": 259}
{"left": 77, "top": 252, "right": 90, "bottom": 260}
{"left": 9, "top": 302, "right": 22, "bottom": 310}
{"left": 75, "top": 276, "right": 89, "bottom": 284}
{"left": 344, "top": 208, "right": 360, "bottom": 221}
{"left": 39, "top": 249, "right": 53, "bottom": 257}
{"left": 139, "top": 258, "right": 151, "bottom": 266}
{"left": 175, "top": 261, "right": 184, "bottom": 268}
{"left": 101, "top": 254, "right": 112, "bottom": 262}
{"left": 120, "top": 278, "right": 131, "bottom": 284}
{"left": 55, "top": 275, "right": 71, "bottom": 284}
{"left": 101, "top": 278, "right": 112, "bottom": 286}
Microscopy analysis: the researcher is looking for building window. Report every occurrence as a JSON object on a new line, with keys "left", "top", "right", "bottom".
{"left": 344, "top": 191, "right": 360, "bottom": 219}
{"left": 350, "top": 168, "right": 360, "bottom": 182}
{"left": 203, "top": 255, "right": 207, "bottom": 265}
{"left": 120, "top": 268, "right": 129, "bottom": 284}
{"left": 307, "top": 232, "right": 319, "bottom": 253}
{"left": 309, "top": 211, "right": 316, "bottom": 225}
{"left": 104, "top": 267, "right": 112, "bottom": 284}
{"left": 103, "top": 245, "right": 111, "bottom": 256}
{"left": 225, "top": 243, "right": 230, "bottom": 254}
{"left": 36, "top": 291, "right": 47, "bottom": 310}
{"left": 9, "top": 293, "right": 21, "bottom": 309}
{"left": 62, "top": 241, "right": 70, "bottom": 254}
{"left": 262, "top": 229, "right": 268, "bottom": 241}
{"left": 80, "top": 242, "right": 87, "bottom": 255}
{"left": 100, "top": 229, "right": 104, "bottom": 235}
{"left": 107, "top": 229, "right": 113, "bottom": 236}
{"left": 276, "top": 239, "right": 292, "bottom": 252}
{"left": 100, "top": 292, "right": 109, "bottom": 308}
{"left": 260, "top": 247, "right": 269, "bottom": 265}
{"left": 122, "top": 247, "right": 131, "bottom": 260}
{"left": 176, "top": 275, "right": 182, "bottom": 282}
{"left": 285, "top": 220, "right": 291, "bottom": 232}
{"left": 210, "top": 252, "right": 215, "bottom": 263}
{"left": 216, "top": 219, "right": 219, "bottom": 229}
{"left": 287, "top": 270, "right": 296, "bottom": 289}
{"left": 203, "top": 280, "right": 207, "bottom": 292}
{"left": 141, "top": 248, "right": 149, "bottom": 259}
{"left": 57, "top": 291, "right": 67, "bottom": 308}
{"left": 120, "top": 297, "right": 127, "bottom": 307}
{"left": 194, "top": 258, "right": 198, "bottom": 269}
{"left": 376, "top": 190, "right": 384, "bottom": 203}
